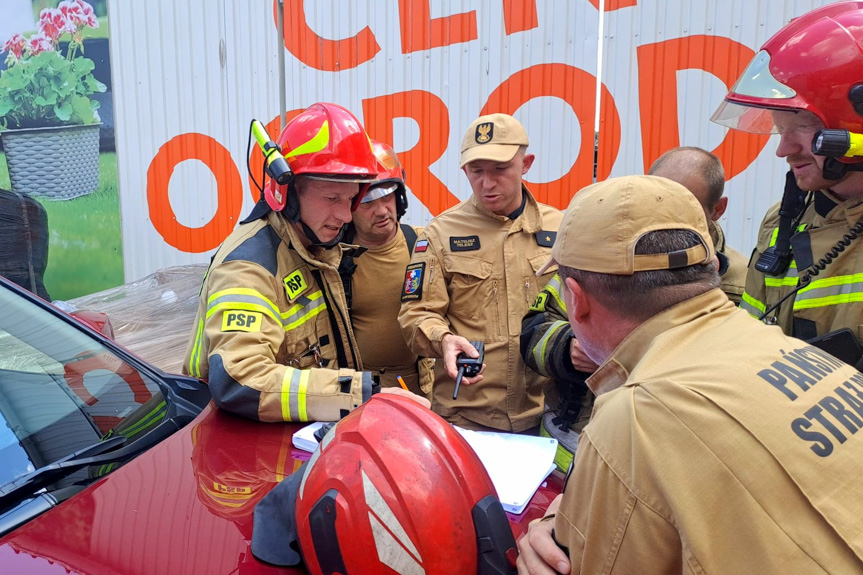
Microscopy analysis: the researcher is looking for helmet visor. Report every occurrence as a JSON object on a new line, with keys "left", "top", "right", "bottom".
{"left": 361, "top": 181, "right": 399, "bottom": 204}
{"left": 710, "top": 50, "right": 798, "bottom": 134}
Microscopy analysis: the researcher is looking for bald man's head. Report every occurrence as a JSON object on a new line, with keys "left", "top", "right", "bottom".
{"left": 649, "top": 147, "right": 726, "bottom": 222}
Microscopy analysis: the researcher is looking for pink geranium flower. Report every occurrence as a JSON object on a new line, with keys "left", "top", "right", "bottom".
{"left": 3, "top": 33, "right": 26, "bottom": 59}
{"left": 60, "top": 0, "right": 98, "bottom": 30}
{"left": 26, "top": 34, "right": 54, "bottom": 56}
{"left": 76, "top": 0, "right": 100, "bottom": 28}
{"left": 38, "top": 8, "right": 73, "bottom": 42}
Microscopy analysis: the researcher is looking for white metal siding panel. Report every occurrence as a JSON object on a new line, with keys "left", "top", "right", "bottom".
{"left": 109, "top": 0, "right": 234, "bottom": 280}
{"left": 110, "top": 0, "right": 600, "bottom": 280}
{"left": 110, "top": 0, "right": 842, "bottom": 279}
{"left": 600, "top": 0, "right": 837, "bottom": 255}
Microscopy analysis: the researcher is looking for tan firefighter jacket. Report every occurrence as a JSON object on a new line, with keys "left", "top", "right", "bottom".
{"left": 183, "top": 210, "right": 373, "bottom": 422}
{"left": 555, "top": 289, "right": 863, "bottom": 573}
{"left": 741, "top": 190, "right": 863, "bottom": 346}
{"left": 397, "top": 186, "right": 561, "bottom": 432}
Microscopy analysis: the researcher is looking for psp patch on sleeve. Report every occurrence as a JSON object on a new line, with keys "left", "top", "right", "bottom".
{"left": 221, "top": 310, "right": 263, "bottom": 332}
{"left": 529, "top": 292, "right": 548, "bottom": 313}
{"left": 401, "top": 262, "right": 426, "bottom": 302}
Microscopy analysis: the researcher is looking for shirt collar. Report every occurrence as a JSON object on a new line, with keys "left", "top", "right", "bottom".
{"left": 587, "top": 289, "right": 732, "bottom": 395}
{"left": 468, "top": 184, "right": 544, "bottom": 232}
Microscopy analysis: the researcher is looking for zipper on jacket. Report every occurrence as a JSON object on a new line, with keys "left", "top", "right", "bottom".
{"left": 492, "top": 279, "right": 502, "bottom": 337}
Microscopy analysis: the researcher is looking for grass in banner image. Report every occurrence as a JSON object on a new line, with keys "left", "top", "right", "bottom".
{"left": 0, "top": 0, "right": 120, "bottom": 301}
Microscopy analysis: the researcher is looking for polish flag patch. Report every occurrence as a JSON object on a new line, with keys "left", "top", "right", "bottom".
{"left": 414, "top": 240, "right": 428, "bottom": 253}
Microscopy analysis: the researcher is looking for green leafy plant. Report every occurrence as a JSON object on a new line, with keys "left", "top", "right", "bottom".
{"left": 0, "top": 0, "right": 106, "bottom": 130}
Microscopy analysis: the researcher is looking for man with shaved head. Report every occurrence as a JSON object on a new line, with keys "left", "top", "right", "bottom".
{"left": 649, "top": 146, "right": 747, "bottom": 304}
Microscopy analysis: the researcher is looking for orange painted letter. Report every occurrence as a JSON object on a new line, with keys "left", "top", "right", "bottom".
{"left": 484, "top": 63, "right": 621, "bottom": 209}
{"left": 502, "top": 0, "right": 538, "bottom": 35}
{"left": 637, "top": 35, "right": 769, "bottom": 179}
{"left": 398, "top": 0, "right": 477, "bottom": 53}
{"left": 147, "top": 133, "right": 243, "bottom": 253}
{"left": 363, "top": 91, "right": 460, "bottom": 216}
{"left": 276, "top": 0, "right": 380, "bottom": 71}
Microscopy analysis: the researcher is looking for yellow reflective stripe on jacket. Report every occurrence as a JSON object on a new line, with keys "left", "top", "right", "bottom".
{"left": 767, "top": 224, "right": 807, "bottom": 247}
{"left": 189, "top": 318, "right": 205, "bottom": 377}
{"left": 281, "top": 367, "right": 311, "bottom": 421}
{"left": 793, "top": 273, "right": 863, "bottom": 310}
{"left": 764, "top": 268, "right": 799, "bottom": 288}
{"left": 545, "top": 274, "right": 566, "bottom": 311}
{"left": 532, "top": 320, "right": 569, "bottom": 374}
{"left": 740, "top": 292, "right": 766, "bottom": 317}
{"left": 762, "top": 224, "right": 806, "bottom": 288}
{"left": 206, "top": 288, "right": 281, "bottom": 324}
{"left": 281, "top": 291, "right": 326, "bottom": 331}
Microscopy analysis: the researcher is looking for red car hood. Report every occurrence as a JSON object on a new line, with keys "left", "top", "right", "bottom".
{"left": 0, "top": 404, "right": 561, "bottom": 574}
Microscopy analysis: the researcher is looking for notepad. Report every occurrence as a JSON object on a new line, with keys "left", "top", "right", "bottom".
{"left": 292, "top": 421, "right": 326, "bottom": 452}
{"left": 455, "top": 427, "right": 558, "bottom": 515}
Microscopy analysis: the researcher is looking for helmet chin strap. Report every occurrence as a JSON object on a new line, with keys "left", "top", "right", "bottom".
{"left": 821, "top": 158, "right": 863, "bottom": 181}
{"left": 301, "top": 221, "right": 347, "bottom": 249}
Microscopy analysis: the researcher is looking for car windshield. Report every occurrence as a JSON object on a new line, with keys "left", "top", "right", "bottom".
{"left": 0, "top": 284, "right": 169, "bottom": 489}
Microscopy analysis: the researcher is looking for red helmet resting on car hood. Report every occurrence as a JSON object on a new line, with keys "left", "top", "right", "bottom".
{"left": 251, "top": 394, "right": 518, "bottom": 574}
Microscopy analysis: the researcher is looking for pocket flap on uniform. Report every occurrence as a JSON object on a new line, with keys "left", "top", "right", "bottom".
{"left": 529, "top": 252, "right": 557, "bottom": 275}
{"left": 445, "top": 255, "right": 492, "bottom": 279}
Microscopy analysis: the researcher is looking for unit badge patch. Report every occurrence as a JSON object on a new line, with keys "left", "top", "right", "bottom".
{"left": 283, "top": 269, "right": 308, "bottom": 301}
{"left": 475, "top": 122, "right": 493, "bottom": 144}
{"left": 535, "top": 230, "right": 557, "bottom": 247}
{"left": 450, "top": 235, "right": 481, "bottom": 252}
{"left": 401, "top": 262, "right": 426, "bottom": 302}
{"left": 414, "top": 240, "right": 428, "bottom": 253}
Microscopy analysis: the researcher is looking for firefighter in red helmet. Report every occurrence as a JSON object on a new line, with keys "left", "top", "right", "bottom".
{"left": 339, "top": 140, "right": 435, "bottom": 398}
{"left": 711, "top": 2, "right": 863, "bottom": 359}
{"left": 182, "top": 103, "right": 429, "bottom": 422}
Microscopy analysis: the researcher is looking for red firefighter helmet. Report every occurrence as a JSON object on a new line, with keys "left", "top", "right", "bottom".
{"left": 353, "top": 140, "right": 409, "bottom": 218}
{"left": 294, "top": 394, "right": 517, "bottom": 575}
{"left": 264, "top": 103, "right": 380, "bottom": 213}
{"left": 711, "top": 2, "right": 863, "bottom": 139}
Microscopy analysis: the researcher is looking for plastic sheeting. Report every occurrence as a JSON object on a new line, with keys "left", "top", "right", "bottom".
{"left": 0, "top": 188, "right": 50, "bottom": 300}
{"left": 67, "top": 264, "right": 206, "bottom": 375}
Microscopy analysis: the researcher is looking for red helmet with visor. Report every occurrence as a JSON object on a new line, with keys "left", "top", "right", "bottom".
{"left": 263, "top": 103, "right": 380, "bottom": 214}
{"left": 354, "top": 140, "right": 409, "bottom": 218}
{"left": 711, "top": 2, "right": 863, "bottom": 137}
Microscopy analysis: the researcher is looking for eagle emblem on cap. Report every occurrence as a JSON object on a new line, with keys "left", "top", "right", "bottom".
{"left": 475, "top": 122, "right": 493, "bottom": 144}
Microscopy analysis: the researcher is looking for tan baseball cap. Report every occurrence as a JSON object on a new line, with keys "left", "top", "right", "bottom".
{"left": 538, "top": 175, "right": 715, "bottom": 275}
{"left": 459, "top": 113, "right": 529, "bottom": 168}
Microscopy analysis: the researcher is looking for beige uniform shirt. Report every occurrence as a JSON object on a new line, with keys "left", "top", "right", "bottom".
{"left": 182, "top": 211, "right": 372, "bottom": 422}
{"left": 398, "top": 186, "right": 561, "bottom": 432}
{"left": 742, "top": 191, "right": 863, "bottom": 345}
{"left": 555, "top": 289, "right": 863, "bottom": 574}
{"left": 352, "top": 225, "right": 432, "bottom": 396}
{"left": 710, "top": 219, "right": 747, "bottom": 305}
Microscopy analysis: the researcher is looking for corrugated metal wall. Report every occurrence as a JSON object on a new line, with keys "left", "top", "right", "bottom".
{"left": 109, "top": 0, "right": 836, "bottom": 281}
{"left": 601, "top": 0, "right": 833, "bottom": 254}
